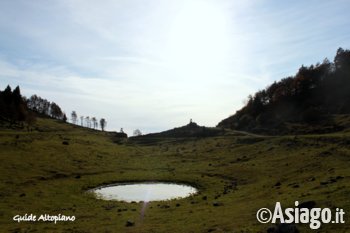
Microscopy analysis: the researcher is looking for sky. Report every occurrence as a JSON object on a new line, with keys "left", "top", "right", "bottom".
{"left": 1, "top": 0, "right": 350, "bottom": 135}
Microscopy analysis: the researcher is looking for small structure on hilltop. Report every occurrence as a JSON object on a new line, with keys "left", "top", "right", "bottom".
{"left": 113, "top": 128, "right": 128, "bottom": 139}
{"left": 188, "top": 119, "right": 198, "bottom": 127}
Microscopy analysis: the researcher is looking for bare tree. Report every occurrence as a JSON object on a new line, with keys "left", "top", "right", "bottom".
{"left": 100, "top": 118, "right": 106, "bottom": 131}
{"left": 133, "top": 129, "right": 142, "bottom": 136}
{"left": 91, "top": 117, "right": 97, "bottom": 129}
{"left": 85, "top": 116, "right": 90, "bottom": 128}
{"left": 50, "top": 102, "right": 63, "bottom": 119}
{"left": 71, "top": 111, "right": 77, "bottom": 124}
{"left": 27, "top": 94, "right": 50, "bottom": 115}
{"left": 63, "top": 113, "right": 67, "bottom": 122}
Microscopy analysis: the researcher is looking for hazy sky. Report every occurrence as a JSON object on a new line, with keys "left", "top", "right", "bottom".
{"left": 1, "top": 0, "right": 350, "bottom": 135}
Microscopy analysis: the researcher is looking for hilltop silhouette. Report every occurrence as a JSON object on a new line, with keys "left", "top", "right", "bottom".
{"left": 218, "top": 48, "right": 350, "bottom": 135}
{"left": 132, "top": 120, "right": 224, "bottom": 139}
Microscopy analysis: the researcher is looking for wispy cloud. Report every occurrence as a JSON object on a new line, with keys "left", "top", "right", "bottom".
{"left": 1, "top": 0, "right": 350, "bottom": 134}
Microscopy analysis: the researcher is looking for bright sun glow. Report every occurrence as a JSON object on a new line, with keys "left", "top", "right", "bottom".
{"left": 165, "top": 1, "right": 231, "bottom": 80}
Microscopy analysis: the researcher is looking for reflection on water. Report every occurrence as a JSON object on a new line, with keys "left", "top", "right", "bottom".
{"left": 90, "top": 182, "right": 197, "bottom": 202}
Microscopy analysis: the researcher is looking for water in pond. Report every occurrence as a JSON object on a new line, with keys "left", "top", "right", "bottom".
{"left": 90, "top": 182, "right": 197, "bottom": 202}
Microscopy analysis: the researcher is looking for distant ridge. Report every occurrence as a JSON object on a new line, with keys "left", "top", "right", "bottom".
{"left": 133, "top": 121, "right": 225, "bottom": 139}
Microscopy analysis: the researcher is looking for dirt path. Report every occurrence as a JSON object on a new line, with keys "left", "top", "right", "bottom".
{"left": 228, "top": 129, "right": 273, "bottom": 138}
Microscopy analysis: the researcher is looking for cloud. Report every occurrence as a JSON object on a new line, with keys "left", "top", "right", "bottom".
{"left": 1, "top": 0, "right": 350, "bottom": 135}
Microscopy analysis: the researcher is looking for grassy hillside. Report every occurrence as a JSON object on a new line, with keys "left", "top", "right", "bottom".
{"left": 1, "top": 117, "right": 350, "bottom": 232}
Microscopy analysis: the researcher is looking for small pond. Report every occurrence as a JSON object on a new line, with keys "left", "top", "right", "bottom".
{"left": 89, "top": 182, "right": 198, "bottom": 202}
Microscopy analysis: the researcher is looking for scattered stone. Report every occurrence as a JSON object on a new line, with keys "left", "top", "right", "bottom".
{"left": 75, "top": 175, "right": 81, "bottom": 179}
{"left": 292, "top": 184, "right": 300, "bottom": 188}
{"left": 336, "top": 176, "right": 344, "bottom": 180}
{"left": 62, "top": 141, "right": 69, "bottom": 145}
{"left": 176, "top": 203, "right": 180, "bottom": 207}
{"left": 212, "top": 202, "right": 223, "bottom": 207}
{"left": 19, "top": 193, "right": 26, "bottom": 197}
{"left": 267, "top": 226, "right": 275, "bottom": 233}
{"left": 125, "top": 220, "right": 134, "bottom": 227}
{"left": 202, "top": 196, "right": 207, "bottom": 200}
{"left": 267, "top": 223, "right": 299, "bottom": 233}
{"left": 307, "top": 177, "right": 315, "bottom": 182}
{"left": 328, "top": 177, "right": 337, "bottom": 183}
{"left": 319, "top": 151, "right": 332, "bottom": 156}
{"left": 53, "top": 173, "right": 68, "bottom": 179}
{"left": 160, "top": 204, "right": 170, "bottom": 209}
{"left": 274, "top": 182, "right": 282, "bottom": 187}
{"left": 39, "top": 176, "right": 47, "bottom": 181}
{"left": 299, "top": 201, "right": 316, "bottom": 209}
{"left": 103, "top": 204, "right": 116, "bottom": 211}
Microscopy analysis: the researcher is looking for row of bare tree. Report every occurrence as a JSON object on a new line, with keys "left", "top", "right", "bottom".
{"left": 70, "top": 111, "right": 106, "bottom": 131}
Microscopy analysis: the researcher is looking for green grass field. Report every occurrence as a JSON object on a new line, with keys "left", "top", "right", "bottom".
{"left": 0, "top": 118, "right": 349, "bottom": 232}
